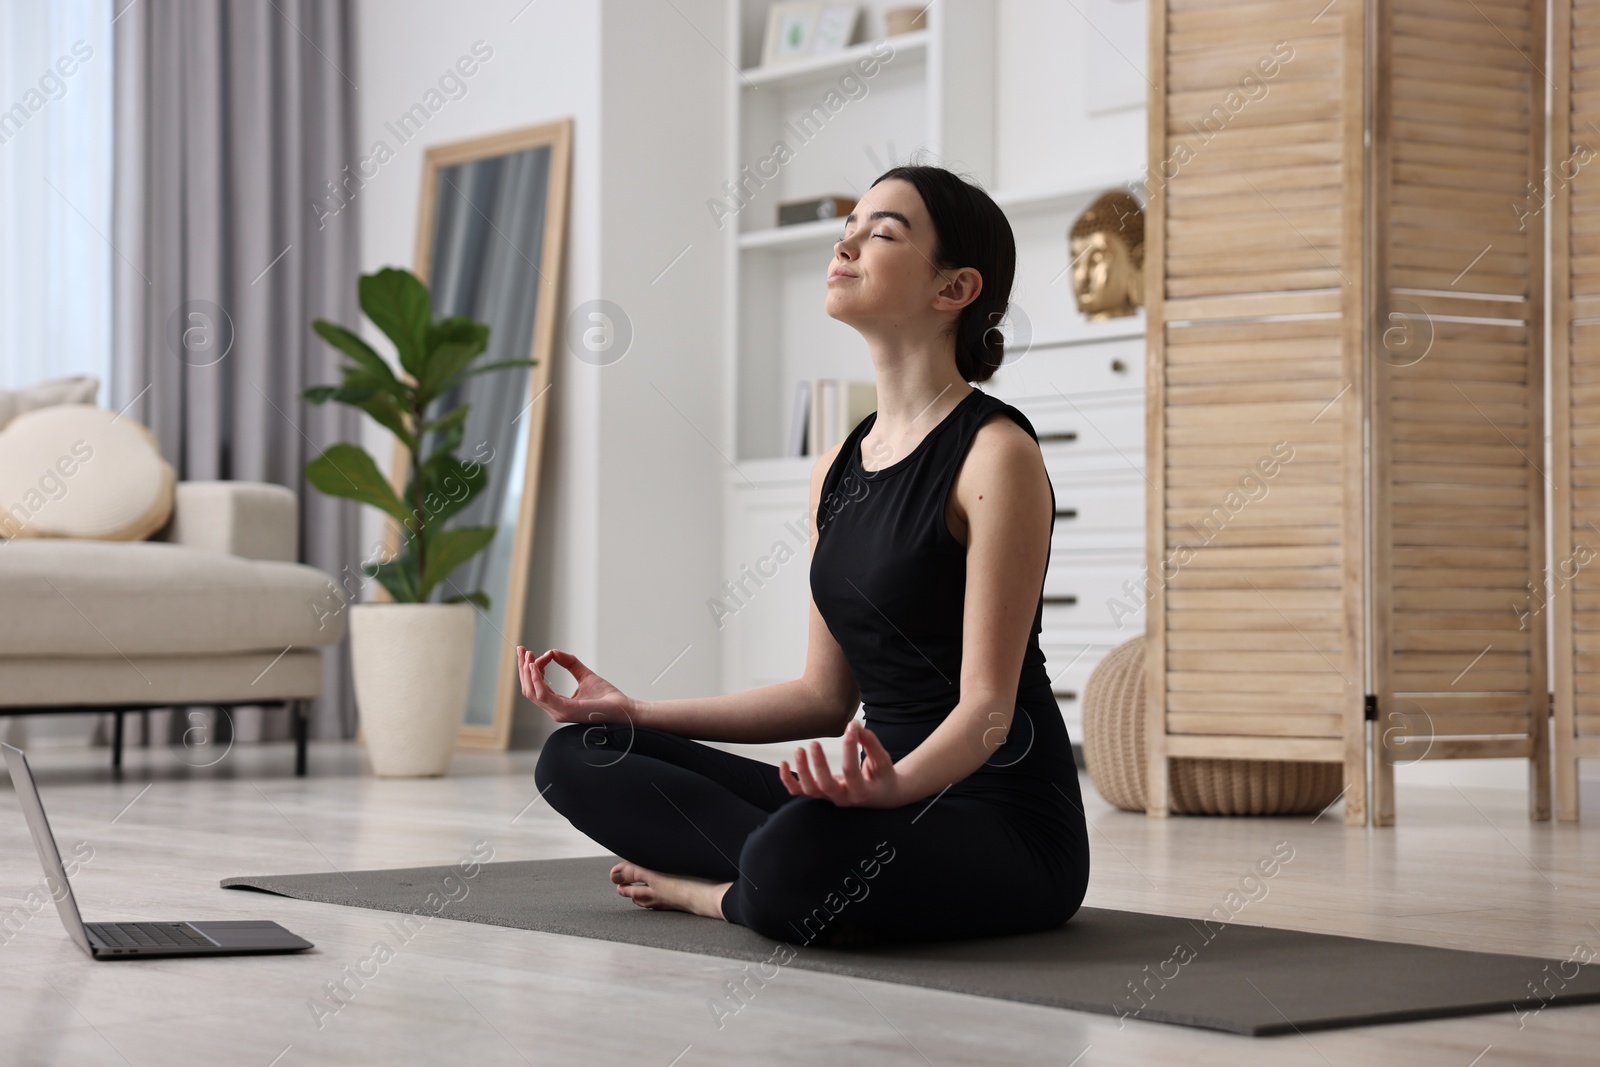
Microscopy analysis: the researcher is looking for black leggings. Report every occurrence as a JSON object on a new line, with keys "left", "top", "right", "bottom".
{"left": 533, "top": 719, "right": 1090, "bottom": 946}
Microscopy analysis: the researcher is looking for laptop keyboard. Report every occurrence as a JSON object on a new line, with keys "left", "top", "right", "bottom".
{"left": 87, "top": 922, "right": 217, "bottom": 949}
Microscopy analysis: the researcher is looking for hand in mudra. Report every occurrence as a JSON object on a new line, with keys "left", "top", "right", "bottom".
{"left": 780, "top": 720, "right": 903, "bottom": 808}
{"left": 516, "top": 646, "right": 633, "bottom": 725}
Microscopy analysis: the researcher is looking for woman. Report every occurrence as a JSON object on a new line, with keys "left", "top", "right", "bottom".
{"left": 519, "top": 164, "right": 1090, "bottom": 947}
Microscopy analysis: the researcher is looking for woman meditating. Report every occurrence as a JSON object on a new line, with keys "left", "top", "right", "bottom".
{"left": 520, "top": 164, "right": 1090, "bottom": 947}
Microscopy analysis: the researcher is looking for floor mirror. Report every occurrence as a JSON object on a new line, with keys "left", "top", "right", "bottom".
{"left": 389, "top": 119, "right": 571, "bottom": 750}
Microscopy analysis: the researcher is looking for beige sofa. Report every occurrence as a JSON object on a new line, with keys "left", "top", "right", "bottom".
{"left": 0, "top": 480, "right": 346, "bottom": 775}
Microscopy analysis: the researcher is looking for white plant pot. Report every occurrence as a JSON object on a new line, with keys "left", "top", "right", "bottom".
{"left": 349, "top": 602, "right": 476, "bottom": 777}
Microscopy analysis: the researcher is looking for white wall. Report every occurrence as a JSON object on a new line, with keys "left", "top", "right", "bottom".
{"left": 592, "top": 1, "right": 726, "bottom": 731}
{"left": 353, "top": 0, "right": 725, "bottom": 747}
{"left": 996, "top": 0, "right": 1146, "bottom": 191}
{"left": 353, "top": 0, "right": 602, "bottom": 745}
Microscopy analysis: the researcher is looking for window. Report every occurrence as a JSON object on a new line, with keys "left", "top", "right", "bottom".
{"left": 0, "top": 0, "right": 113, "bottom": 397}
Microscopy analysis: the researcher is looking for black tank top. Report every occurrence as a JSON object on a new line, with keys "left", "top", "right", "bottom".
{"left": 810, "top": 386, "right": 1056, "bottom": 727}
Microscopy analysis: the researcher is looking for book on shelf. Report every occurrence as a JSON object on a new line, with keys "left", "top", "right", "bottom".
{"left": 788, "top": 380, "right": 809, "bottom": 457}
{"left": 789, "top": 378, "right": 877, "bottom": 457}
{"left": 778, "top": 195, "right": 856, "bottom": 227}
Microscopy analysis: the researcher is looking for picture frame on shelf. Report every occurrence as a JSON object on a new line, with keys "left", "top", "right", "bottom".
{"left": 761, "top": 3, "right": 859, "bottom": 67}
{"left": 811, "top": 4, "right": 859, "bottom": 53}
{"left": 762, "top": 3, "right": 820, "bottom": 66}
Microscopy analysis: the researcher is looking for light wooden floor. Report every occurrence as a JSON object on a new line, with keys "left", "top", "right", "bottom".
{"left": 2, "top": 738, "right": 1598, "bottom": 1067}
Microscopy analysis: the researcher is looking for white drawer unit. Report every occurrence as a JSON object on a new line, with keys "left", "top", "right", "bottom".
{"left": 1041, "top": 557, "right": 1148, "bottom": 644}
{"left": 991, "top": 334, "right": 1144, "bottom": 400}
{"left": 1031, "top": 395, "right": 1144, "bottom": 479}
{"left": 1003, "top": 335, "right": 1148, "bottom": 759}
{"left": 1050, "top": 477, "right": 1144, "bottom": 553}
{"left": 988, "top": 338, "right": 1144, "bottom": 479}
{"left": 721, "top": 480, "right": 813, "bottom": 695}
{"left": 1038, "top": 640, "right": 1119, "bottom": 743}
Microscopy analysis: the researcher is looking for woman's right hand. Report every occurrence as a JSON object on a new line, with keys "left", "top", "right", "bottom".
{"left": 516, "top": 646, "right": 636, "bottom": 726}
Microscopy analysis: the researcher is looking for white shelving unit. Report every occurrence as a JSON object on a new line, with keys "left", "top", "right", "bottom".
{"left": 719, "top": 0, "right": 1147, "bottom": 743}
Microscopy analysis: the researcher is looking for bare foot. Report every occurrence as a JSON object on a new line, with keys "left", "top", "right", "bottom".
{"left": 610, "top": 861, "right": 732, "bottom": 921}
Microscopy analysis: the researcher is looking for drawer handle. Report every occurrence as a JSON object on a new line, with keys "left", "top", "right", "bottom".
{"left": 1043, "top": 595, "right": 1078, "bottom": 606}
{"left": 1056, "top": 508, "right": 1078, "bottom": 520}
{"left": 1039, "top": 431, "right": 1079, "bottom": 444}
{"left": 1111, "top": 359, "right": 1128, "bottom": 373}
{"left": 1055, "top": 690, "right": 1079, "bottom": 702}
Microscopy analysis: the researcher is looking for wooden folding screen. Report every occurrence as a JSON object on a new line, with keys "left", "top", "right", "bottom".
{"left": 1370, "top": 0, "right": 1548, "bottom": 824}
{"left": 1146, "top": 0, "right": 1549, "bottom": 825}
{"left": 1145, "top": 0, "right": 1368, "bottom": 824}
{"left": 1553, "top": 0, "right": 1600, "bottom": 820}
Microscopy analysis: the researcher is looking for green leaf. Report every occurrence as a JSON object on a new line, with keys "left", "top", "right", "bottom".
{"left": 354, "top": 397, "right": 417, "bottom": 454}
{"left": 416, "top": 317, "right": 489, "bottom": 405}
{"left": 310, "top": 367, "right": 417, "bottom": 454}
{"left": 420, "top": 404, "right": 469, "bottom": 439}
{"left": 446, "top": 590, "right": 492, "bottom": 611}
{"left": 418, "top": 341, "right": 487, "bottom": 407}
{"left": 358, "top": 268, "right": 431, "bottom": 378}
{"left": 312, "top": 320, "right": 403, "bottom": 392}
{"left": 433, "top": 455, "right": 489, "bottom": 520}
{"left": 421, "top": 405, "right": 467, "bottom": 460}
{"left": 401, "top": 454, "right": 487, "bottom": 537}
{"left": 466, "top": 358, "right": 537, "bottom": 378}
{"left": 374, "top": 553, "right": 420, "bottom": 603}
{"left": 426, "top": 315, "right": 489, "bottom": 355}
{"left": 331, "top": 375, "right": 416, "bottom": 453}
{"left": 305, "top": 443, "right": 409, "bottom": 522}
{"left": 420, "top": 525, "right": 496, "bottom": 601}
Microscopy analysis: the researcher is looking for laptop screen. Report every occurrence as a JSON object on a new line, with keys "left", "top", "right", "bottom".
{"left": 2, "top": 743, "right": 93, "bottom": 954}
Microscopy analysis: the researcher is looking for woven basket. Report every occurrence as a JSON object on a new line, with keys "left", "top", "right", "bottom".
{"left": 1081, "top": 637, "right": 1344, "bottom": 816}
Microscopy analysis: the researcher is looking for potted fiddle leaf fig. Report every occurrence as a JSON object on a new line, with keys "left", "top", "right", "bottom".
{"left": 303, "top": 266, "right": 534, "bottom": 776}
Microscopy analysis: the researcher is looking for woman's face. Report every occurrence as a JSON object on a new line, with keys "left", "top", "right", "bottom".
{"left": 825, "top": 179, "right": 962, "bottom": 331}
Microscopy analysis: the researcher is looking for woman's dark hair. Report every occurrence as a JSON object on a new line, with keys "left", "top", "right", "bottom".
{"left": 868, "top": 165, "right": 1016, "bottom": 384}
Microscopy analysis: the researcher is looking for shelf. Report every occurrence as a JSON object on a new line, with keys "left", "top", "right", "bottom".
{"left": 727, "top": 453, "right": 814, "bottom": 486}
{"left": 740, "top": 31, "right": 928, "bottom": 91}
{"left": 991, "top": 171, "right": 1147, "bottom": 214}
{"left": 1025, "top": 321, "right": 1146, "bottom": 349}
{"left": 738, "top": 215, "right": 844, "bottom": 253}
{"left": 736, "top": 171, "right": 1147, "bottom": 254}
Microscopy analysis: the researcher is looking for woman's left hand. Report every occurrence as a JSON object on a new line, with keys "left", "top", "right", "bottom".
{"left": 779, "top": 720, "right": 903, "bottom": 808}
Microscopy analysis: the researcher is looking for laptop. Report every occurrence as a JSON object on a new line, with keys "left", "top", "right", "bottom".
{"left": 3, "top": 742, "right": 313, "bottom": 959}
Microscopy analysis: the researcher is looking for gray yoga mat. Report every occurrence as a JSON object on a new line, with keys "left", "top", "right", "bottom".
{"left": 222, "top": 854, "right": 1600, "bottom": 1036}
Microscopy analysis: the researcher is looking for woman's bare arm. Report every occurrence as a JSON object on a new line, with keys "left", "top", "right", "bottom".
{"left": 878, "top": 414, "right": 1054, "bottom": 803}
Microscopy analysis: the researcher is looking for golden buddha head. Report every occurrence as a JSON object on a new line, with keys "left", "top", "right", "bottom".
{"left": 1069, "top": 190, "right": 1145, "bottom": 321}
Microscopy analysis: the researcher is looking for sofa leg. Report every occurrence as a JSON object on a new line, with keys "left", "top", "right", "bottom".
{"left": 293, "top": 700, "right": 308, "bottom": 777}
{"left": 213, "top": 705, "right": 234, "bottom": 747}
{"left": 112, "top": 710, "right": 125, "bottom": 778}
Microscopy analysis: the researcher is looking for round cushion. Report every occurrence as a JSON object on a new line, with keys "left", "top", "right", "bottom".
{"left": 0, "top": 404, "right": 175, "bottom": 541}
{"left": 1082, "top": 637, "right": 1344, "bottom": 816}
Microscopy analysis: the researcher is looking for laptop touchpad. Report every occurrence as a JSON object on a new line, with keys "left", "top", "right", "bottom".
{"left": 189, "top": 920, "right": 310, "bottom": 949}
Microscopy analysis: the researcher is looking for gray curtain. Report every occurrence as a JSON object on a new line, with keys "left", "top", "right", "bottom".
{"left": 110, "top": 0, "right": 362, "bottom": 742}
